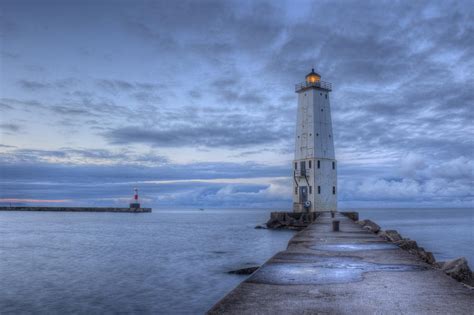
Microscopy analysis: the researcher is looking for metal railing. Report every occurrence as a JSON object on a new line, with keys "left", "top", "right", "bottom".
{"left": 294, "top": 169, "right": 306, "bottom": 177}
{"left": 295, "top": 80, "right": 332, "bottom": 92}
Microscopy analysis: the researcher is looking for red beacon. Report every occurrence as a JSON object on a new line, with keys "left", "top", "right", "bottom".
{"left": 129, "top": 188, "right": 141, "bottom": 209}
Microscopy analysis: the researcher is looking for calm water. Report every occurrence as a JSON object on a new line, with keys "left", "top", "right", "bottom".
{"left": 0, "top": 209, "right": 294, "bottom": 314}
{"left": 357, "top": 208, "right": 474, "bottom": 265}
{"left": 0, "top": 208, "right": 472, "bottom": 314}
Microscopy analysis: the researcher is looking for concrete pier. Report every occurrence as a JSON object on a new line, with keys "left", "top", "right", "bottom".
{"left": 0, "top": 206, "right": 151, "bottom": 213}
{"left": 209, "top": 212, "right": 473, "bottom": 314}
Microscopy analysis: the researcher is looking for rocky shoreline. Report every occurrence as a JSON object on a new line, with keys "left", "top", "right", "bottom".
{"left": 355, "top": 218, "right": 473, "bottom": 287}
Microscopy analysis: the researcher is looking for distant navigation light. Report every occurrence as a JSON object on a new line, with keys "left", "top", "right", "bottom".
{"left": 130, "top": 188, "right": 141, "bottom": 209}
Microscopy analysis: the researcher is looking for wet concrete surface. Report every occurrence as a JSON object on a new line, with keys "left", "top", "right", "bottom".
{"left": 309, "top": 243, "right": 399, "bottom": 251}
{"left": 248, "top": 259, "right": 428, "bottom": 285}
{"left": 208, "top": 212, "right": 474, "bottom": 314}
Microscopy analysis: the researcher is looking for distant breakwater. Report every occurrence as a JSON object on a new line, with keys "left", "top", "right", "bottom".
{"left": 0, "top": 206, "right": 152, "bottom": 213}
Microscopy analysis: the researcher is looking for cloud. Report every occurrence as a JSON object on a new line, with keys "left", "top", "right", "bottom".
{"left": 17, "top": 78, "right": 80, "bottom": 91}
{"left": 338, "top": 154, "right": 473, "bottom": 208}
{"left": 105, "top": 120, "right": 289, "bottom": 148}
{"left": 0, "top": 148, "right": 292, "bottom": 207}
{"left": 188, "top": 89, "right": 202, "bottom": 99}
{"left": 0, "top": 147, "right": 168, "bottom": 167}
{"left": 211, "top": 77, "right": 266, "bottom": 106}
{"left": 0, "top": 123, "right": 21, "bottom": 133}
{"left": 18, "top": 80, "right": 50, "bottom": 90}
{"left": 0, "top": 198, "right": 71, "bottom": 204}
{"left": 1, "top": 0, "right": 473, "bottom": 208}
{"left": 96, "top": 79, "right": 165, "bottom": 95}
{"left": 0, "top": 51, "right": 19, "bottom": 59}
{"left": 1, "top": 145, "right": 472, "bottom": 208}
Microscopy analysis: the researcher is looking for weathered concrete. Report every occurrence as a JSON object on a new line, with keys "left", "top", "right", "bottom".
{"left": 209, "top": 212, "right": 473, "bottom": 314}
{"left": 0, "top": 206, "right": 151, "bottom": 213}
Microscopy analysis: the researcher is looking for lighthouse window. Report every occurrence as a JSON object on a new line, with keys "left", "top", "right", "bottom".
{"left": 321, "top": 108, "right": 323, "bottom": 112}
{"left": 309, "top": 186, "right": 312, "bottom": 194}
{"left": 332, "top": 161, "right": 335, "bottom": 169}
{"left": 295, "top": 187, "right": 298, "bottom": 195}
{"left": 294, "top": 162, "right": 297, "bottom": 170}
{"left": 333, "top": 186, "right": 336, "bottom": 194}
{"left": 320, "top": 92, "right": 322, "bottom": 96}
{"left": 318, "top": 186, "right": 321, "bottom": 194}
{"left": 317, "top": 160, "right": 320, "bottom": 169}
{"left": 309, "top": 160, "right": 312, "bottom": 169}
{"left": 325, "top": 94, "right": 328, "bottom": 99}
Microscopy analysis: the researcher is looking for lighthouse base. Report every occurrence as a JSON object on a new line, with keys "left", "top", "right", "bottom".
{"left": 293, "top": 202, "right": 337, "bottom": 213}
{"left": 265, "top": 211, "right": 358, "bottom": 230}
{"left": 129, "top": 203, "right": 141, "bottom": 209}
{"left": 265, "top": 211, "right": 319, "bottom": 230}
{"left": 293, "top": 203, "right": 312, "bottom": 213}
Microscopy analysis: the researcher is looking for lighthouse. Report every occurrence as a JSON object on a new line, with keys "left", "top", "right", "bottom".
{"left": 129, "top": 188, "right": 141, "bottom": 209}
{"left": 292, "top": 69, "right": 337, "bottom": 212}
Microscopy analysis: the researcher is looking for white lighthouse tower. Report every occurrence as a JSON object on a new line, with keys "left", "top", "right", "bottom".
{"left": 292, "top": 69, "right": 337, "bottom": 212}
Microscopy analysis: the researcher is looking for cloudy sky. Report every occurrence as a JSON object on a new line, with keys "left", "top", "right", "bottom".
{"left": 0, "top": 0, "right": 473, "bottom": 209}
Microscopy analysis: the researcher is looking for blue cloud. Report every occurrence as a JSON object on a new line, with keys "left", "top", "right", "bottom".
{"left": 0, "top": 0, "right": 473, "bottom": 208}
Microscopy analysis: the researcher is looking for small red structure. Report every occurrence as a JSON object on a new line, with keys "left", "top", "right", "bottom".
{"left": 129, "top": 188, "right": 141, "bottom": 209}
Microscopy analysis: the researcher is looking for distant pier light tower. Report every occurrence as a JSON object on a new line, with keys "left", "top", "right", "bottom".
{"left": 129, "top": 188, "right": 141, "bottom": 209}
{"left": 293, "top": 69, "right": 337, "bottom": 212}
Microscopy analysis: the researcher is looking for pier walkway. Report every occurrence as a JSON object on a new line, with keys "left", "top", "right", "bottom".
{"left": 209, "top": 212, "right": 473, "bottom": 314}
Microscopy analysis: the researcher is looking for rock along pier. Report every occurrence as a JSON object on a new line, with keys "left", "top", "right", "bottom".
{"left": 209, "top": 212, "right": 473, "bottom": 314}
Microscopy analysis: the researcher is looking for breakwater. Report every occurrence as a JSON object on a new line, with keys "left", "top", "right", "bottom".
{"left": 0, "top": 206, "right": 151, "bottom": 213}
{"left": 209, "top": 211, "right": 473, "bottom": 314}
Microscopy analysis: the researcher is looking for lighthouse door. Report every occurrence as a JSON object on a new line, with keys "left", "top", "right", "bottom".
{"left": 299, "top": 186, "right": 308, "bottom": 204}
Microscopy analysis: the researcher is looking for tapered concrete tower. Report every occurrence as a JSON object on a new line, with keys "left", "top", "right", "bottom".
{"left": 293, "top": 69, "right": 337, "bottom": 212}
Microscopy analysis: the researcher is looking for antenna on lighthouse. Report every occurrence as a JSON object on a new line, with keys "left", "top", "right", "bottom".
{"left": 129, "top": 187, "right": 141, "bottom": 210}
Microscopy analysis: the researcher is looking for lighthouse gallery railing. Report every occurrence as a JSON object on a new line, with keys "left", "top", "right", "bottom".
{"left": 295, "top": 80, "right": 332, "bottom": 92}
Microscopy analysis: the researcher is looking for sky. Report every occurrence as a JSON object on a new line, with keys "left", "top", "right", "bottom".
{"left": 0, "top": 0, "right": 473, "bottom": 209}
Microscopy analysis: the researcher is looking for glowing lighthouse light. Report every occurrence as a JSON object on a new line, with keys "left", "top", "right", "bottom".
{"left": 306, "top": 68, "right": 321, "bottom": 83}
{"left": 129, "top": 188, "right": 141, "bottom": 209}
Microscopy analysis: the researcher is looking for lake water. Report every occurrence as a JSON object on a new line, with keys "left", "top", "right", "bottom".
{"left": 356, "top": 208, "right": 474, "bottom": 264}
{"left": 0, "top": 208, "right": 472, "bottom": 314}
